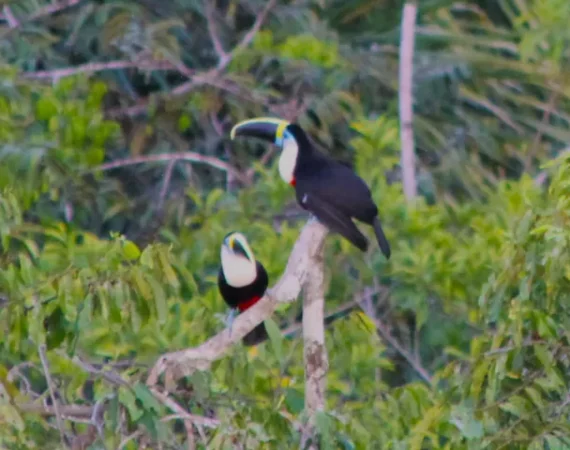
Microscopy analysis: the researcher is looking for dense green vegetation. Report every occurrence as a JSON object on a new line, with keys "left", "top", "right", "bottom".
{"left": 1, "top": 0, "right": 570, "bottom": 448}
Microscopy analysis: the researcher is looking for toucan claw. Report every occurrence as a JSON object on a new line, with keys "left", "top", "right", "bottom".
{"left": 225, "top": 308, "right": 238, "bottom": 336}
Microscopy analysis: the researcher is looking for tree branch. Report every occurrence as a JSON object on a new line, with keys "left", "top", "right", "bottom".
{"left": 205, "top": 2, "right": 228, "bottom": 62}
{"left": 107, "top": 0, "right": 277, "bottom": 118}
{"left": 23, "top": 60, "right": 178, "bottom": 81}
{"left": 357, "top": 288, "right": 432, "bottom": 384}
{"left": 398, "top": 2, "right": 418, "bottom": 201}
{"left": 38, "top": 345, "right": 67, "bottom": 447}
{"left": 1, "top": 0, "right": 82, "bottom": 36}
{"left": 147, "top": 218, "right": 329, "bottom": 387}
{"left": 302, "top": 242, "right": 328, "bottom": 415}
{"left": 92, "top": 152, "right": 249, "bottom": 185}
{"left": 2, "top": 6, "right": 19, "bottom": 28}
{"left": 18, "top": 403, "right": 94, "bottom": 418}
{"left": 217, "top": 0, "right": 277, "bottom": 70}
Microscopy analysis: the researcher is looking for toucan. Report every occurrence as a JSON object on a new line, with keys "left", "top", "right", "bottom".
{"left": 230, "top": 118, "right": 391, "bottom": 258}
{"left": 218, "top": 231, "right": 269, "bottom": 346}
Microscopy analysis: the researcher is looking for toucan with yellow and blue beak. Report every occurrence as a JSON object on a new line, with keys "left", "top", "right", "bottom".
{"left": 230, "top": 118, "right": 391, "bottom": 257}
{"left": 218, "top": 231, "right": 269, "bottom": 346}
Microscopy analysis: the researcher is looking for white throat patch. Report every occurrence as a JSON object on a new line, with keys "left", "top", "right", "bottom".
{"left": 221, "top": 246, "right": 257, "bottom": 287}
{"left": 278, "top": 137, "right": 298, "bottom": 184}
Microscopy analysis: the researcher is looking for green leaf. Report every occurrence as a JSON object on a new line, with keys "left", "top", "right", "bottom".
{"left": 284, "top": 388, "right": 304, "bottom": 414}
{"left": 264, "top": 317, "right": 283, "bottom": 362}
{"left": 123, "top": 240, "right": 141, "bottom": 261}
{"left": 133, "top": 383, "right": 162, "bottom": 414}
{"left": 118, "top": 386, "right": 143, "bottom": 421}
{"left": 35, "top": 96, "right": 58, "bottom": 120}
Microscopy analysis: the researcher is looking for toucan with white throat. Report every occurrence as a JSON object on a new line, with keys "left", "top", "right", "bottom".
{"left": 230, "top": 118, "right": 391, "bottom": 258}
{"left": 218, "top": 231, "right": 269, "bottom": 346}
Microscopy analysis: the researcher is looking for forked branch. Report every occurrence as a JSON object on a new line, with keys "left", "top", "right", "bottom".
{"left": 147, "top": 218, "right": 329, "bottom": 387}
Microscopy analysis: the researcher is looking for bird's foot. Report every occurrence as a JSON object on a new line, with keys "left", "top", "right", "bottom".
{"left": 225, "top": 308, "right": 238, "bottom": 336}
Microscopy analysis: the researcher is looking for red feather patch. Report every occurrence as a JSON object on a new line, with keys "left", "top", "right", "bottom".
{"left": 238, "top": 295, "right": 262, "bottom": 312}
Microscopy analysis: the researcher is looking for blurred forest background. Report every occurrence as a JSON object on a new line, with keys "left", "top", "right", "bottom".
{"left": 1, "top": 0, "right": 570, "bottom": 448}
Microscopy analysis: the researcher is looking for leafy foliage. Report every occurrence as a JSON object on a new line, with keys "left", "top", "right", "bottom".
{"left": 0, "top": 0, "right": 569, "bottom": 448}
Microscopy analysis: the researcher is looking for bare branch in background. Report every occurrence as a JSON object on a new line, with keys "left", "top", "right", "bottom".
{"left": 18, "top": 403, "right": 94, "bottom": 418}
{"left": 38, "top": 345, "right": 67, "bottom": 447}
{"left": 92, "top": 152, "right": 249, "bottom": 185}
{"left": 24, "top": 60, "right": 178, "bottom": 82}
{"left": 525, "top": 88, "right": 560, "bottom": 172}
{"left": 357, "top": 287, "right": 432, "bottom": 384}
{"left": 2, "top": 6, "right": 19, "bottom": 27}
{"left": 158, "top": 160, "right": 177, "bottom": 211}
{"left": 147, "top": 218, "right": 329, "bottom": 386}
{"left": 399, "top": 2, "right": 418, "bottom": 201}
{"left": 152, "top": 387, "right": 220, "bottom": 449}
{"left": 217, "top": 0, "right": 277, "bottom": 69}
{"left": 1, "top": 0, "right": 81, "bottom": 36}
{"left": 205, "top": 1, "right": 228, "bottom": 62}
{"left": 107, "top": 0, "right": 277, "bottom": 118}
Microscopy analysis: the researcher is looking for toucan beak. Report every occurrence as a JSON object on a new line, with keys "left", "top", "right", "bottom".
{"left": 223, "top": 233, "right": 252, "bottom": 261}
{"left": 230, "top": 117, "right": 290, "bottom": 146}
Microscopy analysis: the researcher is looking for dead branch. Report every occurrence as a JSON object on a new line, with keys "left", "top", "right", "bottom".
{"left": 23, "top": 60, "right": 177, "bottom": 81}
{"left": 357, "top": 287, "right": 432, "bottom": 384}
{"left": 398, "top": 2, "right": 418, "bottom": 201}
{"left": 38, "top": 345, "right": 67, "bottom": 447}
{"left": 92, "top": 152, "right": 249, "bottom": 185}
{"left": 158, "top": 159, "right": 176, "bottom": 211}
{"left": 107, "top": 0, "right": 277, "bottom": 118}
{"left": 217, "top": 0, "right": 277, "bottom": 69}
{"left": 2, "top": 6, "right": 18, "bottom": 27}
{"left": 1, "top": 0, "right": 81, "bottom": 36}
{"left": 147, "top": 218, "right": 329, "bottom": 387}
{"left": 205, "top": 2, "right": 228, "bottom": 62}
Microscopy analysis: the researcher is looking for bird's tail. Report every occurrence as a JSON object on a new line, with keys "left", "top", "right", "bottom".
{"left": 243, "top": 322, "right": 268, "bottom": 346}
{"left": 372, "top": 216, "right": 391, "bottom": 259}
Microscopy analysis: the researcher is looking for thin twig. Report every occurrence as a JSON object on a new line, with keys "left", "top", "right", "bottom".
{"left": 1, "top": 0, "right": 81, "bottom": 37}
{"left": 107, "top": 0, "right": 277, "bottom": 118}
{"left": 24, "top": 60, "right": 176, "bottom": 81}
{"left": 217, "top": 0, "right": 277, "bottom": 69}
{"left": 158, "top": 160, "right": 176, "bottom": 211}
{"left": 26, "top": 0, "right": 82, "bottom": 22}
{"left": 118, "top": 430, "right": 144, "bottom": 450}
{"left": 525, "top": 89, "right": 559, "bottom": 172}
{"left": 152, "top": 388, "right": 220, "bottom": 449}
{"left": 357, "top": 290, "right": 432, "bottom": 384}
{"left": 2, "top": 6, "right": 19, "bottom": 27}
{"left": 205, "top": 2, "right": 228, "bottom": 61}
{"left": 281, "top": 300, "right": 359, "bottom": 338}
{"left": 18, "top": 402, "right": 93, "bottom": 418}
{"left": 57, "top": 352, "right": 128, "bottom": 386}
{"left": 38, "top": 344, "right": 67, "bottom": 447}
{"left": 92, "top": 152, "right": 249, "bottom": 185}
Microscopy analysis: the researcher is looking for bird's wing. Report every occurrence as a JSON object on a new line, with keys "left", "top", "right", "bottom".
{"left": 298, "top": 162, "right": 377, "bottom": 221}
{"left": 301, "top": 191, "right": 368, "bottom": 251}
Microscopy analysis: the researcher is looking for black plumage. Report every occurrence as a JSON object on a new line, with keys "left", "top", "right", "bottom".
{"left": 288, "top": 124, "right": 390, "bottom": 256}
{"left": 218, "top": 260, "right": 269, "bottom": 346}
{"left": 231, "top": 119, "right": 391, "bottom": 257}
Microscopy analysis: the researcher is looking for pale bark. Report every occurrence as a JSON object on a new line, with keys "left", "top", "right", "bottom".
{"left": 399, "top": 2, "right": 418, "bottom": 201}
{"left": 147, "top": 218, "right": 329, "bottom": 386}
